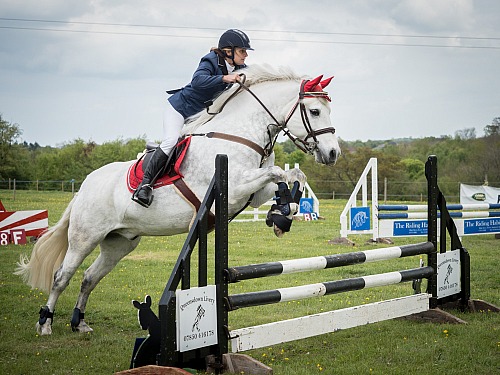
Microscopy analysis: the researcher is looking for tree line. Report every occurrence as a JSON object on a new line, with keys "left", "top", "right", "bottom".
{"left": 1, "top": 114, "right": 499, "bottom": 200}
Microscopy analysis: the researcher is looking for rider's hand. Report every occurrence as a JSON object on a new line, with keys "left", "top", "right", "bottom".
{"left": 222, "top": 74, "right": 240, "bottom": 83}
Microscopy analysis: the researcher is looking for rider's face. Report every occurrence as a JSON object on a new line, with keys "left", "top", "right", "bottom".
{"left": 226, "top": 48, "right": 248, "bottom": 66}
{"left": 233, "top": 48, "right": 248, "bottom": 66}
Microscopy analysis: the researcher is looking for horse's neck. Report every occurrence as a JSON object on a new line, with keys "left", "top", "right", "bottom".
{"left": 200, "top": 81, "right": 297, "bottom": 145}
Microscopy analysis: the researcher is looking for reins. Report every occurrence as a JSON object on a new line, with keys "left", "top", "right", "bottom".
{"left": 187, "top": 73, "right": 336, "bottom": 222}
{"left": 194, "top": 73, "right": 336, "bottom": 166}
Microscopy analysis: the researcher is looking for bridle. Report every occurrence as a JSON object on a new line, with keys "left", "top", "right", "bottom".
{"left": 188, "top": 73, "right": 336, "bottom": 222}
{"left": 197, "top": 73, "right": 336, "bottom": 166}
{"left": 279, "top": 78, "right": 336, "bottom": 155}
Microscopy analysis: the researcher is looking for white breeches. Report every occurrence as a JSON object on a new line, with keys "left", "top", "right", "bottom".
{"left": 160, "top": 101, "right": 185, "bottom": 155}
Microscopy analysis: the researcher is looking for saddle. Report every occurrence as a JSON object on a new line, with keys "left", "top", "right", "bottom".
{"left": 126, "top": 136, "right": 191, "bottom": 193}
{"left": 127, "top": 136, "right": 216, "bottom": 228}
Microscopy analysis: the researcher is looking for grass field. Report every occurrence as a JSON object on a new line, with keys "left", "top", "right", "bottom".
{"left": 0, "top": 190, "right": 499, "bottom": 374}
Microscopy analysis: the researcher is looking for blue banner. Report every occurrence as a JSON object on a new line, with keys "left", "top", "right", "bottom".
{"left": 463, "top": 218, "right": 500, "bottom": 234}
{"left": 393, "top": 220, "right": 428, "bottom": 236}
{"left": 350, "top": 207, "right": 370, "bottom": 231}
{"left": 299, "top": 198, "right": 314, "bottom": 214}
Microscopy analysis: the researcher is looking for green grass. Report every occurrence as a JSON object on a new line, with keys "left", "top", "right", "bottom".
{"left": 0, "top": 191, "right": 499, "bottom": 374}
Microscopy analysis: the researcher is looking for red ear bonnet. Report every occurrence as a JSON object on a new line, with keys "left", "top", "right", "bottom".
{"left": 303, "top": 75, "right": 323, "bottom": 92}
{"left": 320, "top": 76, "right": 333, "bottom": 89}
{"left": 303, "top": 75, "right": 334, "bottom": 102}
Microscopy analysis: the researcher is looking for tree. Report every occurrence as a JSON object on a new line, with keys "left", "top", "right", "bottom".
{"left": 484, "top": 117, "right": 500, "bottom": 137}
{"left": 0, "top": 114, "right": 25, "bottom": 179}
{"left": 455, "top": 128, "right": 476, "bottom": 140}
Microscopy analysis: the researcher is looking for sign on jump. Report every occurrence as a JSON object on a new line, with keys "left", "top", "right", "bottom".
{"left": 0, "top": 200, "right": 48, "bottom": 245}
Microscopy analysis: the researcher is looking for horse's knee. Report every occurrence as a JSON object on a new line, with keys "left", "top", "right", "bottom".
{"left": 286, "top": 167, "right": 307, "bottom": 184}
{"left": 268, "top": 166, "right": 287, "bottom": 183}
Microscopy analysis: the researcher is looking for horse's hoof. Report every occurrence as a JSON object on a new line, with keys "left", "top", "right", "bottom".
{"left": 36, "top": 319, "right": 53, "bottom": 335}
{"left": 73, "top": 319, "right": 93, "bottom": 333}
{"left": 273, "top": 225, "right": 285, "bottom": 238}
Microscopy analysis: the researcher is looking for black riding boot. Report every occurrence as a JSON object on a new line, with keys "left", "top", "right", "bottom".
{"left": 132, "top": 147, "right": 170, "bottom": 208}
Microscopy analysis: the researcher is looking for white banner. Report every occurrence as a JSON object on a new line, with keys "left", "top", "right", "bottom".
{"left": 437, "top": 250, "right": 461, "bottom": 299}
{"left": 176, "top": 285, "right": 218, "bottom": 352}
{"left": 460, "top": 184, "right": 500, "bottom": 204}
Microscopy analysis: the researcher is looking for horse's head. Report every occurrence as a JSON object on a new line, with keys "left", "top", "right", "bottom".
{"left": 282, "top": 75, "right": 341, "bottom": 164}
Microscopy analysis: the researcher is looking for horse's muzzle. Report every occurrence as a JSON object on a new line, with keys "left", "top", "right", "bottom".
{"left": 316, "top": 148, "right": 340, "bottom": 165}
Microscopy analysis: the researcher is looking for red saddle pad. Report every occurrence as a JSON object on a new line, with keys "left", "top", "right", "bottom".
{"left": 126, "top": 136, "right": 191, "bottom": 192}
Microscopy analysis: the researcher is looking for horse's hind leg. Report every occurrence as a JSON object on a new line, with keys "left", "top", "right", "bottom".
{"left": 71, "top": 233, "right": 140, "bottom": 333}
{"left": 38, "top": 237, "right": 99, "bottom": 335}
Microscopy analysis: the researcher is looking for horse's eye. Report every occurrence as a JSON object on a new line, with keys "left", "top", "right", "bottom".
{"left": 310, "top": 109, "right": 320, "bottom": 117}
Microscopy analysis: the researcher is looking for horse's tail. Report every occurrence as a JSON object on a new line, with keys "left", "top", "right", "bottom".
{"left": 14, "top": 198, "right": 74, "bottom": 293}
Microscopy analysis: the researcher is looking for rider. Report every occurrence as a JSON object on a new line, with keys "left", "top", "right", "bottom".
{"left": 132, "top": 29, "right": 253, "bottom": 207}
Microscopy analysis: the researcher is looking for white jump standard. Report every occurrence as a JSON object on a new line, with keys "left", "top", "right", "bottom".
{"left": 337, "top": 157, "right": 500, "bottom": 242}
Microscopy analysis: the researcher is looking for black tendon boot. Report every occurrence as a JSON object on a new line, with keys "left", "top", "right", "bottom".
{"left": 132, "top": 147, "right": 170, "bottom": 207}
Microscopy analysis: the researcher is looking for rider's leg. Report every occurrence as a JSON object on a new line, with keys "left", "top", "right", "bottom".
{"left": 132, "top": 102, "right": 184, "bottom": 207}
{"left": 132, "top": 147, "right": 169, "bottom": 207}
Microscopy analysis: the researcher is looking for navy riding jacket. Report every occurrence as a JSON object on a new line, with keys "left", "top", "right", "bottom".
{"left": 168, "top": 50, "right": 246, "bottom": 119}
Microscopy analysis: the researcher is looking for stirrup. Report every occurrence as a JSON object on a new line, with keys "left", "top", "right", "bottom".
{"left": 132, "top": 184, "right": 154, "bottom": 208}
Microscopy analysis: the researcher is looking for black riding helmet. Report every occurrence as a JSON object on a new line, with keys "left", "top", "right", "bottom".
{"left": 218, "top": 29, "right": 253, "bottom": 60}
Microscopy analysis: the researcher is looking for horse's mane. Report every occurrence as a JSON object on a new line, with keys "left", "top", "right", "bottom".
{"left": 181, "top": 64, "right": 304, "bottom": 135}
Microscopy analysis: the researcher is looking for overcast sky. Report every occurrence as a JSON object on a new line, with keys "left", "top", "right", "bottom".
{"left": 1, "top": 0, "right": 499, "bottom": 147}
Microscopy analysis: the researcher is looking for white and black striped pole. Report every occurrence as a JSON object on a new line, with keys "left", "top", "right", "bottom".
{"left": 226, "top": 266, "right": 434, "bottom": 311}
{"left": 227, "top": 242, "right": 433, "bottom": 283}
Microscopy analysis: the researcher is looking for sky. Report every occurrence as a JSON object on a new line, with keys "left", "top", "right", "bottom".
{"left": 0, "top": 0, "right": 499, "bottom": 147}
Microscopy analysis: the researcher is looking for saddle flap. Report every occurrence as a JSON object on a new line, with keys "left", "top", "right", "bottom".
{"left": 127, "top": 136, "right": 192, "bottom": 192}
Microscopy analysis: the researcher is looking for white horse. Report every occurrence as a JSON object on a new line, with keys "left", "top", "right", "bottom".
{"left": 15, "top": 64, "right": 341, "bottom": 335}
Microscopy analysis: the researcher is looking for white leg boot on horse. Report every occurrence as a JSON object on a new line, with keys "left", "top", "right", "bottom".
{"left": 132, "top": 147, "right": 170, "bottom": 208}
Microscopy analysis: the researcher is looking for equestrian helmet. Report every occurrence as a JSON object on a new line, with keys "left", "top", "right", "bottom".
{"left": 218, "top": 29, "right": 253, "bottom": 50}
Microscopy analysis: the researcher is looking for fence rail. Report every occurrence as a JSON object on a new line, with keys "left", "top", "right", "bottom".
{"left": 0, "top": 179, "right": 82, "bottom": 192}
{"left": 2, "top": 178, "right": 498, "bottom": 202}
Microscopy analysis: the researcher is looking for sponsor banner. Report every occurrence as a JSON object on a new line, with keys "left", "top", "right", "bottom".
{"left": 463, "top": 218, "right": 500, "bottom": 234}
{"left": 460, "top": 184, "right": 500, "bottom": 204}
{"left": 437, "top": 250, "right": 461, "bottom": 299}
{"left": 350, "top": 207, "right": 370, "bottom": 231}
{"left": 393, "top": 220, "right": 428, "bottom": 236}
{"left": 303, "top": 212, "right": 319, "bottom": 221}
{"left": 299, "top": 198, "right": 314, "bottom": 214}
{"left": 176, "top": 285, "right": 218, "bottom": 352}
{"left": 0, "top": 229, "right": 27, "bottom": 245}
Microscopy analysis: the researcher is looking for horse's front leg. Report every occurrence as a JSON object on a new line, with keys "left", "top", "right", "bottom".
{"left": 230, "top": 165, "right": 288, "bottom": 205}
{"left": 232, "top": 166, "right": 307, "bottom": 236}
{"left": 264, "top": 168, "right": 307, "bottom": 237}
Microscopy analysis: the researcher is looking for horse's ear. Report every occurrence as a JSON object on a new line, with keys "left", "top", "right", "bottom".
{"left": 132, "top": 300, "right": 141, "bottom": 309}
{"left": 145, "top": 295, "right": 152, "bottom": 307}
{"left": 320, "top": 76, "right": 334, "bottom": 89}
{"left": 303, "top": 75, "right": 323, "bottom": 92}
